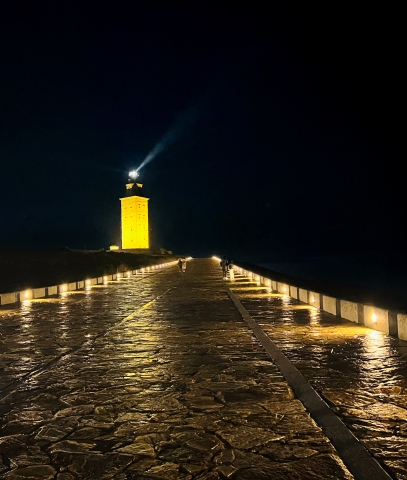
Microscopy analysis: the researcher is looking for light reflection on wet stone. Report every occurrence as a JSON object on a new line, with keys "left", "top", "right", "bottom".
{"left": 232, "top": 276, "right": 407, "bottom": 479}
{"left": 2, "top": 465, "right": 57, "bottom": 479}
{"left": 0, "top": 261, "right": 354, "bottom": 478}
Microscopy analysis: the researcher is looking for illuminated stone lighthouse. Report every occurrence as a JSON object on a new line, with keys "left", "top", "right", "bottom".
{"left": 120, "top": 172, "right": 149, "bottom": 250}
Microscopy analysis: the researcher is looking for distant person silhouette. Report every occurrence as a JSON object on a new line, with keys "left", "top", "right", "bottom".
{"left": 178, "top": 258, "right": 183, "bottom": 272}
{"left": 181, "top": 257, "right": 187, "bottom": 273}
{"left": 220, "top": 256, "right": 228, "bottom": 279}
{"left": 228, "top": 260, "right": 235, "bottom": 281}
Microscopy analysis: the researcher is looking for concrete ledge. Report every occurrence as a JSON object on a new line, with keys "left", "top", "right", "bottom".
{"left": 261, "top": 277, "right": 272, "bottom": 288}
{"left": 398, "top": 314, "right": 407, "bottom": 341}
{"left": 323, "top": 295, "right": 338, "bottom": 316}
{"left": 340, "top": 300, "right": 358, "bottom": 323}
{"left": 364, "top": 305, "right": 390, "bottom": 334}
{"left": 290, "top": 285, "right": 298, "bottom": 299}
{"left": 309, "top": 291, "right": 321, "bottom": 309}
{"left": 299, "top": 288, "right": 308, "bottom": 303}
{"left": 235, "top": 261, "right": 406, "bottom": 342}
{"left": 277, "top": 282, "right": 289, "bottom": 294}
{"left": 47, "top": 286, "right": 58, "bottom": 296}
{"left": 0, "top": 292, "right": 18, "bottom": 305}
{"left": 33, "top": 287, "right": 46, "bottom": 299}
{"left": 20, "top": 289, "right": 32, "bottom": 300}
{"left": 389, "top": 311, "right": 398, "bottom": 336}
{"left": 0, "top": 261, "right": 171, "bottom": 306}
{"left": 363, "top": 306, "right": 398, "bottom": 336}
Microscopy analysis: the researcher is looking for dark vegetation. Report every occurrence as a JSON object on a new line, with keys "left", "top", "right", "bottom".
{"left": 0, "top": 249, "right": 176, "bottom": 293}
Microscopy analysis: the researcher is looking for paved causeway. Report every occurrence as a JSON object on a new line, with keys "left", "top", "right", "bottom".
{"left": 1, "top": 258, "right": 406, "bottom": 479}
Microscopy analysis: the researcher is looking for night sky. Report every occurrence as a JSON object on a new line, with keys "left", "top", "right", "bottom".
{"left": 1, "top": 4, "right": 405, "bottom": 262}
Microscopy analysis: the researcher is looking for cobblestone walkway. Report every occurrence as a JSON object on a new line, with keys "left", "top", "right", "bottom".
{"left": 1, "top": 258, "right": 354, "bottom": 479}
{"left": 230, "top": 264, "right": 407, "bottom": 480}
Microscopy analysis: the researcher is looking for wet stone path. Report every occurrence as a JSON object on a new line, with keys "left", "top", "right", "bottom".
{"left": 0, "top": 258, "right": 356, "bottom": 479}
{"left": 230, "top": 267, "right": 407, "bottom": 480}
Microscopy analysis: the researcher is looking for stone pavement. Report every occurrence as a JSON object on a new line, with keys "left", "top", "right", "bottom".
{"left": 0, "top": 258, "right": 383, "bottom": 479}
{"left": 229, "top": 264, "right": 407, "bottom": 480}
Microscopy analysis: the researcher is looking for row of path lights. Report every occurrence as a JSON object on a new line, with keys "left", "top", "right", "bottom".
{"left": 19, "top": 260, "right": 179, "bottom": 304}
{"left": 235, "top": 264, "right": 381, "bottom": 329}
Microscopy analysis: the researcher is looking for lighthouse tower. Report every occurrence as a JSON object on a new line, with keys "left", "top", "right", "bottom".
{"left": 120, "top": 172, "right": 149, "bottom": 251}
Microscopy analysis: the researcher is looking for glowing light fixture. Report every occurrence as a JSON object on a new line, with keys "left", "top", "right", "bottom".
{"left": 129, "top": 170, "right": 139, "bottom": 179}
{"left": 372, "top": 313, "right": 378, "bottom": 323}
{"left": 86, "top": 280, "right": 91, "bottom": 287}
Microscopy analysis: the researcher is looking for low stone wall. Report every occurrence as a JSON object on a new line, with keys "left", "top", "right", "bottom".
{"left": 0, "top": 261, "right": 178, "bottom": 307}
{"left": 236, "top": 263, "right": 407, "bottom": 341}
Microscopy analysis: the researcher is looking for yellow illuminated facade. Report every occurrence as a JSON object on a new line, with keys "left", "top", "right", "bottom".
{"left": 120, "top": 182, "right": 149, "bottom": 250}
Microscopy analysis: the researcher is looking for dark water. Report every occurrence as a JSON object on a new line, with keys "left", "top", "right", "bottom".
{"left": 256, "top": 252, "right": 406, "bottom": 310}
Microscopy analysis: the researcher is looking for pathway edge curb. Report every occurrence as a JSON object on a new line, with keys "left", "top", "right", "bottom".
{"left": 227, "top": 286, "right": 393, "bottom": 480}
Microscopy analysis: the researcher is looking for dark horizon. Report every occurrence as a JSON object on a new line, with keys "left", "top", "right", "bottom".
{"left": 1, "top": 4, "right": 405, "bottom": 262}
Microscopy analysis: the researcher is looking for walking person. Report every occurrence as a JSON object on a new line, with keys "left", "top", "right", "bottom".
{"left": 228, "top": 259, "right": 235, "bottom": 281}
{"left": 181, "top": 257, "right": 187, "bottom": 273}
{"left": 220, "top": 256, "right": 228, "bottom": 279}
{"left": 178, "top": 258, "right": 183, "bottom": 272}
